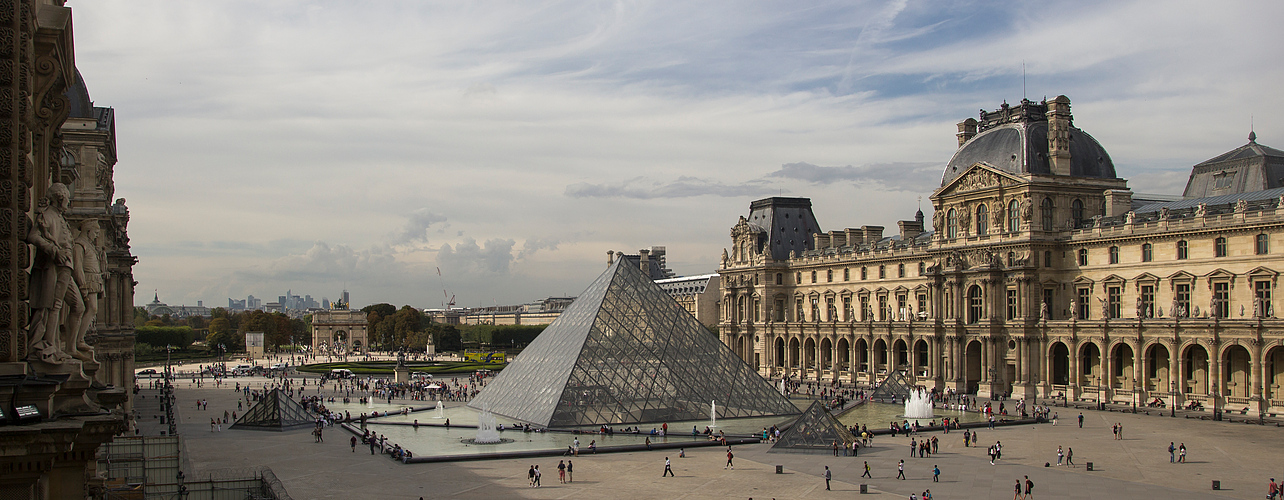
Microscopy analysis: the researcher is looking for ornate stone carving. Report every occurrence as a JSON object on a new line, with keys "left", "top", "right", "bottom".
{"left": 955, "top": 168, "right": 1003, "bottom": 192}
{"left": 26, "top": 183, "right": 83, "bottom": 364}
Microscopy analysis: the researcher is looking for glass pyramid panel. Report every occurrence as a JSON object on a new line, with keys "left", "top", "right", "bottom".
{"left": 769, "top": 400, "right": 857, "bottom": 453}
{"left": 869, "top": 369, "right": 914, "bottom": 403}
{"left": 470, "top": 259, "right": 799, "bottom": 428}
{"left": 230, "top": 389, "right": 315, "bottom": 431}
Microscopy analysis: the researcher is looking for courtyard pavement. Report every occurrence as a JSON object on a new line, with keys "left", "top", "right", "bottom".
{"left": 133, "top": 373, "right": 1280, "bottom": 499}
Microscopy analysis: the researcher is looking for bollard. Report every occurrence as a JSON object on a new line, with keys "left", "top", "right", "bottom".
{"left": 775, "top": 465, "right": 782, "bottom": 474}
{"left": 1212, "top": 480, "right": 1220, "bottom": 490}
{"left": 1086, "top": 462, "right": 1093, "bottom": 471}
{"left": 859, "top": 484, "right": 868, "bottom": 494}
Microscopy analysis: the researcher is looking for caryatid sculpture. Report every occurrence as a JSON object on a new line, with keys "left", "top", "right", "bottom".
{"left": 72, "top": 220, "right": 105, "bottom": 362}
{"left": 27, "top": 183, "right": 86, "bottom": 363}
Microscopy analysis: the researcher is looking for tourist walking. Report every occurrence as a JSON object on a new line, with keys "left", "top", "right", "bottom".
{"left": 533, "top": 465, "right": 541, "bottom": 487}
{"left": 558, "top": 460, "right": 566, "bottom": 483}
{"left": 528, "top": 465, "right": 536, "bottom": 487}
{"left": 1024, "top": 475, "right": 1034, "bottom": 498}
{"left": 1267, "top": 478, "right": 1278, "bottom": 500}
{"left": 1014, "top": 479, "right": 1023, "bottom": 499}
{"left": 824, "top": 466, "right": 831, "bottom": 490}
{"left": 726, "top": 448, "right": 734, "bottom": 469}
{"left": 933, "top": 465, "right": 940, "bottom": 482}
{"left": 897, "top": 460, "right": 906, "bottom": 480}
{"left": 350, "top": 435, "right": 356, "bottom": 452}
{"left": 862, "top": 461, "right": 872, "bottom": 478}
{"left": 1056, "top": 446, "right": 1063, "bottom": 466}
{"left": 1178, "top": 443, "right": 1186, "bottom": 463}
{"left": 1065, "top": 448, "right": 1074, "bottom": 467}
{"left": 663, "top": 457, "right": 674, "bottom": 477}
{"left": 1168, "top": 442, "right": 1175, "bottom": 463}
{"left": 1077, "top": 413, "right": 1083, "bottom": 428}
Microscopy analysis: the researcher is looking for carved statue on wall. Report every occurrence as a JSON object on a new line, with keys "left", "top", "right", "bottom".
{"left": 1135, "top": 296, "right": 1143, "bottom": 319}
{"left": 1236, "top": 198, "right": 1248, "bottom": 213}
{"left": 1040, "top": 301, "right": 1048, "bottom": 319}
{"left": 1069, "top": 299, "right": 1078, "bottom": 320}
{"left": 1099, "top": 297, "right": 1108, "bottom": 319}
{"left": 27, "top": 183, "right": 85, "bottom": 364}
{"left": 1254, "top": 296, "right": 1262, "bottom": 318}
{"left": 1159, "top": 207, "right": 1170, "bottom": 221}
{"left": 71, "top": 221, "right": 105, "bottom": 362}
{"left": 933, "top": 209, "right": 944, "bottom": 234}
{"left": 1125, "top": 211, "right": 1136, "bottom": 225}
{"left": 1021, "top": 194, "right": 1033, "bottom": 222}
{"left": 1171, "top": 297, "right": 1180, "bottom": 318}
{"left": 1195, "top": 203, "right": 1207, "bottom": 218}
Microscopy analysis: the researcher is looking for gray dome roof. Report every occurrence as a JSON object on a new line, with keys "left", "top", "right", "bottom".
{"left": 65, "top": 69, "right": 93, "bottom": 119}
{"left": 941, "top": 120, "right": 1116, "bottom": 187}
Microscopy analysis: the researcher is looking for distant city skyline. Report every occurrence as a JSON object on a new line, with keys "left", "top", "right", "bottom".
{"left": 91, "top": 1, "right": 1282, "bottom": 309}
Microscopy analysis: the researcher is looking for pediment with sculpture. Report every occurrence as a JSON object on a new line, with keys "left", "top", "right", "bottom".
{"left": 937, "top": 163, "right": 1023, "bottom": 196}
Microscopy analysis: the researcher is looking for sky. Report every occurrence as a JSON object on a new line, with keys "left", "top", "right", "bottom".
{"left": 68, "top": 0, "right": 1284, "bottom": 310}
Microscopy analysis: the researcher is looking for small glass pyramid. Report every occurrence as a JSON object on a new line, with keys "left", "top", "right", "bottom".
{"left": 869, "top": 370, "right": 915, "bottom": 403}
{"left": 769, "top": 400, "right": 856, "bottom": 453}
{"left": 230, "top": 389, "right": 316, "bottom": 431}
{"left": 469, "top": 259, "right": 799, "bottom": 428}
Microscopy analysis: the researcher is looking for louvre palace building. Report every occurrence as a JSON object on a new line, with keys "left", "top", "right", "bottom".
{"left": 717, "top": 95, "right": 1284, "bottom": 417}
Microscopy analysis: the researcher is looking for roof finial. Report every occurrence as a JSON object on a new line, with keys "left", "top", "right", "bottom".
{"left": 1250, "top": 115, "right": 1256, "bottom": 143}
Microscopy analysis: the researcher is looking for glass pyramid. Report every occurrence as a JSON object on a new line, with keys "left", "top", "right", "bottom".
{"left": 870, "top": 370, "right": 914, "bottom": 403}
{"left": 469, "top": 259, "right": 799, "bottom": 428}
{"left": 769, "top": 401, "right": 856, "bottom": 453}
{"left": 230, "top": 389, "right": 316, "bottom": 431}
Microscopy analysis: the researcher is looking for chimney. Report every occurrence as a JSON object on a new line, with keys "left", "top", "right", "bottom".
{"left": 861, "top": 225, "right": 884, "bottom": 245}
{"left": 956, "top": 118, "right": 978, "bottom": 148}
{"left": 1104, "top": 189, "right": 1133, "bottom": 217}
{"left": 607, "top": 250, "right": 614, "bottom": 265}
{"left": 829, "top": 230, "right": 846, "bottom": 248}
{"left": 899, "top": 220, "right": 923, "bottom": 241}
{"left": 639, "top": 248, "right": 651, "bottom": 276}
{"left": 1047, "top": 95, "right": 1072, "bottom": 176}
{"left": 844, "top": 228, "right": 863, "bottom": 248}
{"left": 813, "top": 233, "right": 831, "bottom": 250}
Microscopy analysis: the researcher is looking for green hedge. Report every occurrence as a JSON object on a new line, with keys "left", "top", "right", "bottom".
{"left": 296, "top": 360, "right": 505, "bottom": 375}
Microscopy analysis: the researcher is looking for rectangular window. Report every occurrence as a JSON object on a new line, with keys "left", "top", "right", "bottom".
{"left": 877, "top": 296, "right": 888, "bottom": 321}
{"left": 811, "top": 271, "right": 817, "bottom": 283}
{"left": 843, "top": 268, "right": 850, "bottom": 281}
{"left": 917, "top": 293, "right": 927, "bottom": 319}
{"left": 878, "top": 265, "right": 886, "bottom": 279}
{"left": 861, "top": 267, "right": 868, "bottom": 280}
{"left": 860, "top": 296, "right": 870, "bottom": 321}
{"left": 897, "top": 294, "right": 907, "bottom": 321}
{"left": 1176, "top": 283, "right": 1191, "bottom": 317}
{"left": 826, "top": 270, "right": 833, "bottom": 282}
{"left": 1141, "top": 285, "right": 1154, "bottom": 318}
{"left": 843, "top": 296, "right": 852, "bottom": 321}
{"left": 1007, "top": 288, "right": 1018, "bottom": 320}
{"left": 775, "top": 299, "right": 785, "bottom": 322}
{"left": 918, "top": 262, "right": 926, "bottom": 275}
{"left": 1214, "top": 282, "right": 1229, "bottom": 318}
{"left": 1044, "top": 251, "right": 1052, "bottom": 268}
{"left": 1108, "top": 286, "right": 1121, "bottom": 319}
{"left": 1255, "top": 280, "right": 1272, "bottom": 317}
{"left": 825, "top": 297, "right": 835, "bottom": 321}
{"left": 776, "top": 273, "right": 783, "bottom": 285}
{"left": 1042, "top": 288, "right": 1054, "bottom": 318}
{"left": 795, "top": 299, "right": 804, "bottom": 322}
{"left": 1077, "top": 288, "right": 1091, "bottom": 319}
{"left": 898, "top": 264, "right": 905, "bottom": 278}
{"left": 1257, "top": 234, "right": 1270, "bottom": 255}
{"left": 1078, "top": 249, "right": 1088, "bottom": 266}
{"left": 753, "top": 298, "right": 761, "bottom": 322}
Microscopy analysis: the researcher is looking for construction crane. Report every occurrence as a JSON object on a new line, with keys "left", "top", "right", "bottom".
{"left": 437, "top": 267, "right": 455, "bottom": 310}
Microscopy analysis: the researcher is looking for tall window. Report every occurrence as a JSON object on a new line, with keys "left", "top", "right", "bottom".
{"left": 1140, "top": 285, "right": 1155, "bottom": 318}
{"left": 1044, "top": 250, "right": 1052, "bottom": 268}
{"left": 918, "top": 262, "right": 925, "bottom": 275}
{"left": 1077, "top": 288, "right": 1091, "bottom": 319}
{"left": 897, "top": 294, "right": 907, "bottom": 320}
{"left": 878, "top": 295, "right": 888, "bottom": 321}
{"left": 1071, "top": 199, "right": 1085, "bottom": 228}
{"left": 776, "top": 273, "right": 783, "bottom": 285}
{"left": 843, "top": 296, "right": 852, "bottom": 321}
{"left": 774, "top": 298, "right": 785, "bottom": 322}
{"left": 1176, "top": 240, "right": 1189, "bottom": 260}
{"left": 1107, "top": 286, "right": 1121, "bottom": 319}
{"left": 1141, "top": 243, "right": 1153, "bottom": 262}
{"left": 796, "top": 272, "right": 802, "bottom": 283}
{"left": 1214, "top": 237, "right": 1227, "bottom": 257}
{"left": 811, "top": 271, "right": 817, "bottom": 283}
{"left": 1008, "top": 199, "right": 1020, "bottom": 232}
{"left": 1078, "top": 248, "right": 1088, "bottom": 266}
{"left": 1257, "top": 234, "right": 1270, "bottom": 255}
{"left": 917, "top": 294, "right": 927, "bottom": 318}
{"left": 897, "top": 263, "right": 905, "bottom": 278}
{"left": 1213, "top": 282, "right": 1230, "bottom": 318}
{"left": 1255, "top": 280, "right": 1272, "bottom": 317}
{"left": 861, "top": 267, "right": 867, "bottom": 280}
{"left": 796, "top": 298, "right": 804, "bottom": 321}
{"left": 967, "top": 285, "right": 983, "bottom": 324}
{"left": 825, "top": 297, "right": 835, "bottom": 321}
{"left": 1043, "top": 288, "right": 1054, "bottom": 318}
{"left": 1041, "top": 197, "right": 1054, "bottom": 231}
{"left": 1175, "top": 283, "right": 1191, "bottom": 317}
{"left": 843, "top": 268, "right": 850, "bottom": 281}
{"left": 859, "top": 296, "right": 870, "bottom": 321}
{"left": 879, "top": 265, "right": 886, "bottom": 279}
{"left": 1109, "top": 246, "right": 1120, "bottom": 264}
{"left": 1007, "top": 289, "right": 1018, "bottom": 320}
{"left": 826, "top": 269, "right": 833, "bottom": 282}
{"left": 947, "top": 209, "right": 958, "bottom": 238}
{"left": 753, "top": 298, "right": 761, "bottom": 322}
{"left": 976, "top": 204, "right": 989, "bottom": 235}
{"left": 811, "top": 298, "right": 821, "bottom": 322}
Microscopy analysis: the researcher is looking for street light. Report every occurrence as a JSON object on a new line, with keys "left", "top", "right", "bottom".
{"left": 1170, "top": 381, "right": 1176, "bottom": 417}
{"left": 1132, "top": 378, "right": 1137, "bottom": 413}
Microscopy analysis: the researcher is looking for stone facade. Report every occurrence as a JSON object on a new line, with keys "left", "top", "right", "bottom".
{"left": 311, "top": 307, "right": 369, "bottom": 356}
{"left": 719, "top": 95, "right": 1284, "bottom": 418}
{"left": 0, "top": 2, "right": 134, "bottom": 498}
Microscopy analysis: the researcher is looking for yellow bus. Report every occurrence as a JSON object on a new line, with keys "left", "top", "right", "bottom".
{"left": 463, "top": 350, "right": 505, "bottom": 363}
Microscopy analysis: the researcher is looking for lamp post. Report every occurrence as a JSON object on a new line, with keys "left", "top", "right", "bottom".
{"left": 1170, "top": 381, "right": 1176, "bottom": 417}
{"left": 1132, "top": 378, "right": 1137, "bottom": 413}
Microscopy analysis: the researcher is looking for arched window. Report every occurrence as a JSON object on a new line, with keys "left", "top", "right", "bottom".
{"left": 1109, "top": 246, "right": 1119, "bottom": 264}
{"left": 1176, "top": 240, "right": 1189, "bottom": 260}
{"left": 976, "top": 204, "right": 988, "bottom": 235}
{"left": 1141, "top": 243, "right": 1153, "bottom": 262}
{"left": 1041, "top": 197, "right": 1055, "bottom": 231}
{"left": 1008, "top": 199, "right": 1021, "bottom": 232}
{"left": 1071, "top": 199, "right": 1085, "bottom": 228}
{"left": 967, "top": 285, "right": 983, "bottom": 324}
{"left": 1214, "top": 237, "right": 1227, "bottom": 257}
{"left": 947, "top": 208, "right": 958, "bottom": 238}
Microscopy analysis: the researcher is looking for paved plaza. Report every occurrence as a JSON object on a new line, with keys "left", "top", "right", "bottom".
{"left": 136, "top": 373, "right": 1280, "bottom": 499}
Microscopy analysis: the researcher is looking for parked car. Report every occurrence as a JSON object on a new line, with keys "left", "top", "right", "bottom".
{"left": 138, "top": 369, "right": 157, "bottom": 375}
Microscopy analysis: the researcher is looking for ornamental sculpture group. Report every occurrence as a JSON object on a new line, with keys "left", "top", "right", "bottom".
{"left": 27, "top": 183, "right": 105, "bottom": 368}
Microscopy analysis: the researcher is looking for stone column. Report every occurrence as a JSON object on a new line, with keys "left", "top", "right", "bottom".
{"left": 1209, "top": 341, "right": 1222, "bottom": 409}
{"left": 1133, "top": 340, "right": 1146, "bottom": 402}
{"left": 1068, "top": 339, "right": 1080, "bottom": 399}
{"left": 1250, "top": 340, "right": 1264, "bottom": 415}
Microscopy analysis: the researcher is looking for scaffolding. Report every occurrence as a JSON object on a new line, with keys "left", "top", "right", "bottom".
{"left": 97, "top": 436, "right": 292, "bottom": 500}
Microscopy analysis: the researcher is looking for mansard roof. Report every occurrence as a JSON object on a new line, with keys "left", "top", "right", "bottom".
{"left": 1182, "top": 133, "right": 1284, "bottom": 198}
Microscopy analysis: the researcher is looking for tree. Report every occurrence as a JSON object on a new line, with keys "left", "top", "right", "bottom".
{"left": 135, "top": 326, "right": 196, "bottom": 349}
{"left": 361, "top": 303, "right": 396, "bottom": 320}
{"left": 431, "top": 324, "right": 463, "bottom": 352}
{"left": 208, "top": 317, "right": 230, "bottom": 340}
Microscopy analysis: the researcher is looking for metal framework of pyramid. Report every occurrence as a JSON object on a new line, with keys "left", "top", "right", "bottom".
{"left": 769, "top": 401, "right": 856, "bottom": 454}
{"left": 469, "top": 259, "right": 799, "bottom": 428}
{"left": 229, "top": 389, "right": 315, "bottom": 431}
{"left": 869, "top": 370, "right": 914, "bottom": 403}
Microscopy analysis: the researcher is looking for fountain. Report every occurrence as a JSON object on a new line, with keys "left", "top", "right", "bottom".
{"left": 463, "top": 406, "right": 510, "bottom": 445}
{"left": 434, "top": 400, "right": 445, "bottom": 419}
{"left": 903, "top": 388, "right": 935, "bottom": 419}
{"left": 709, "top": 400, "right": 717, "bottom": 428}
